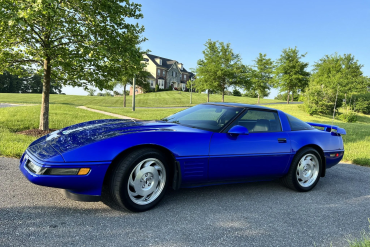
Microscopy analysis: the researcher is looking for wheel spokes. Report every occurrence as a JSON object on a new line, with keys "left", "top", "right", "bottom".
{"left": 127, "top": 158, "right": 166, "bottom": 205}
{"left": 296, "top": 153, "right": 319, "bottom": 187}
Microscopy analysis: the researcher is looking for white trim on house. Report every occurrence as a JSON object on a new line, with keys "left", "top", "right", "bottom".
{"left": 158, "top": 79, "right": 165, "bottom": 89}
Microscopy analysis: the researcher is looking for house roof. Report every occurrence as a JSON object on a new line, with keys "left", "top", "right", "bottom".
{"left": 146, "top": 54, "right": 190, "bottom": 74}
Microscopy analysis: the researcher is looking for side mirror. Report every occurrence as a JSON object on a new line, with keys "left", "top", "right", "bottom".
{"left": 228, "top": 125, "right": 249, "bottom": 136}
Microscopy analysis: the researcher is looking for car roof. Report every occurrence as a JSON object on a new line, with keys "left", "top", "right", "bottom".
{"left": 204, "top": 102, "right": 277, "bottom": 111}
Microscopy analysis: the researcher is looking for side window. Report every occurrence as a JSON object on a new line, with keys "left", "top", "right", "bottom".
{"left": 286, "top": 114, "right": 314, "bottom": 131}
{"left": 232, "top": 109, "right": 282, "bottom": 132}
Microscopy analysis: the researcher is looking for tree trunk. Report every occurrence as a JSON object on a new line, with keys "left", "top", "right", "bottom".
{"left": 207, "top": 89, "right": 209, "bottom": 102}
{"left": 291, "top": 91, "right": 294, "bottom": 102}
{"left": 222, "top": 89, "right": 224, "bottom": 102}
{"left": 123, "top": 84, "right": 126, "bottom": 107}
{"left": 39, "top": 57, "right": 51, "bottom": 131}
{"left": 287, "top": 89, "right": 290, "bottom": 104}
{"left": 257, "top": 94, "right": 260, "bottom": 104}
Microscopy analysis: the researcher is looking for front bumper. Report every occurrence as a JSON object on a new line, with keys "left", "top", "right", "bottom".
{"left": 19, "top": 151, "right": 111, "bottom": 198}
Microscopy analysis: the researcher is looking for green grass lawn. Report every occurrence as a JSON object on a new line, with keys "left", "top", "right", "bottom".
{"left": 268, "top": 104, "right": 370, "bottom": 165}
{"left": 86, "top": 104, "right": 370, "bottom": 166}
{"left": 0, "top": 91, "right": 282, "bottom": 107}
{"left": 0, "top": 100, "right": 369, "bottom": 166}
{"left": 0, "top": 104, "right": 114, "bottom": 158}
{"left": 86, "top": 105, "right": 186, "bottom": 120}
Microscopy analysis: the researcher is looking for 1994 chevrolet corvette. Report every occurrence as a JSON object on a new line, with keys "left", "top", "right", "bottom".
{"left": 20, "top": 103, "right": 346, "bottom": 212}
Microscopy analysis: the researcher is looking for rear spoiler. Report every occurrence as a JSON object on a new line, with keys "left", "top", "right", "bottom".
{"left": 306, "top": 122, "right": 346, "bottom": 135}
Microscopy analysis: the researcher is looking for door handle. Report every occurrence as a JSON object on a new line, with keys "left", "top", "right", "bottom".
{"left": 278, "top": 138, "right": 287, "bottom": 143}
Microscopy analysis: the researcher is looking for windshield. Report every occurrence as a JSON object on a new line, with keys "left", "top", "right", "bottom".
{"left": 162, "top": 104, "right": 243, "bottom": 131}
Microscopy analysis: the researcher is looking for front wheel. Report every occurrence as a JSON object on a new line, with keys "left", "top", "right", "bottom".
{"left": 103, "top": 148, "right": 170, "bottom": 212}
{"left": 281, "top": 147, "right": 322, "bottom": 192}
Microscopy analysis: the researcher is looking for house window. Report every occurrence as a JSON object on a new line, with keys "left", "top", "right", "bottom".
{"left": 162, "top": 70, "right": 165, "bottom": 76}
{"left": 157, "top": 69, "right": 160, "bottom": 75}
{"left": 150, "top": 80, "right": 154, "bottom": 87}
{"left": 184, "top": 75, "right": 186, "bottom": 80}
{"left": 158, "top": 79, "right": 165, "bottom": 89}
{"left": 182, "top": 83, "right": 185, "bottom": 91}
{"left": 159, "top": 59, "right": 162, "bottom": 65}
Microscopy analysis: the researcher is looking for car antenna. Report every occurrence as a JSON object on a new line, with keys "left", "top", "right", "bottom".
{"left": 331, "top": 87, "right": 339, "bottom": 132}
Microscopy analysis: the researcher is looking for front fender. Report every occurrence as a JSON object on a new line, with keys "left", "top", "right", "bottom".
{"left": 60, "top": 131, "right": 213, "bottom": 162}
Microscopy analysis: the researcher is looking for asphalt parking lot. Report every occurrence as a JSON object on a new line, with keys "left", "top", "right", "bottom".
{"left": 1, "top": 157, "right": 369, "bottom": 247}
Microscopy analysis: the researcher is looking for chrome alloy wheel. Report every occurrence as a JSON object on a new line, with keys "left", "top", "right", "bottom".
{"left": 127, "top": 158, "right": 166, "bottom": 205}
{"left": 296, "top": 154, "right": 319, "bottom": 187}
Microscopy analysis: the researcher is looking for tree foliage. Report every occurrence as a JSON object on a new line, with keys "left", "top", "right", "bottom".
{"left": 0, "top": 0, "right": 146, "bottom": 129}
{"left": 194, "top": 40, "right": 249, "bottom": 102}
{"left": 110, "top": 67, "right": 151, "bottom": 107}
{"left": 303, "top": 53, "right": 367, "bottom": 116}
{"left": 275, "top": 47, "right": 310, "bottom": 104}
{"left": 247, "top": 53, "right": 275, "bottom": 104}
{"left": 0, "top": 71, "right": 61, "bottom": 93}
{"left": 232, "top": 88, "right": 241, "bottom": 96}
{"left": 85, "top": 87, "right": 96, "bottom": 96}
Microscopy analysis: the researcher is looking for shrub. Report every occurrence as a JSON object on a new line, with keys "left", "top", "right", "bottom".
{"left": 232, "top": 89, "right": 242, "bottom": 96}
{"left": 351, "top": 93, "right": 370, "bottom": 114}
{"left": 113, "top": 90, "right": 121, "bottom": 96}
{"left": 244, "top": 90, "right": 258, "bottom": 98}
{"left": 303, "top": 85, "right": 343, "bottom": 116}
{"left": 275, "top": 92, "right": 299, "bottom": 101}
{"left": 141, "top": 83, "right": 151, "bottom": 93}
{"left": 338, "top": 111, "right": 358, "bottom": 123}
{"left": 155, "top": 84, "right": 159, "bottom": 92}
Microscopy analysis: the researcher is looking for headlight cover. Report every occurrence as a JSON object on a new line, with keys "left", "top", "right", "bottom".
{"left": 26, "top": 160, "right": 89, "bottom": 175}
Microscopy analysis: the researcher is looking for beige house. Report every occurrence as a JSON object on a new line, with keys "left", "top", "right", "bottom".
{"left": 130, "top": 54, "right": 194, "bottom": 95}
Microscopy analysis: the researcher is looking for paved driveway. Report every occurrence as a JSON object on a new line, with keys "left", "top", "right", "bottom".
{"left": 1, "top": 157, "right": 369, "bottom": 247}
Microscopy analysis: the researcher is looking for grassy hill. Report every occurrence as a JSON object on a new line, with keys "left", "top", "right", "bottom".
{"left": 86, "top": 104, "right": 370, "bottom": 166}
{"left": 0, "top": 91, "right": 282, "bottom": 107}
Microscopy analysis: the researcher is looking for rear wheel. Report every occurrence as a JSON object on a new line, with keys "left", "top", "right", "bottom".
{"left": 281, "top": 147, "right": 322, "bottom": 192}
{"left": 103, "top": 148, "right": 169, "bottom": 212}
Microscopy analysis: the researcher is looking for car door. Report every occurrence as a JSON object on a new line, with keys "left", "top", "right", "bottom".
{"left": 208, "top": 109, "right": 291, "bottom": 181}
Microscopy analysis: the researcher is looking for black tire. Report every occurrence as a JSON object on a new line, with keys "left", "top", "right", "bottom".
{"left": 102, "top": 148, "right": 170, "bottom": 212}
{"left": 280, "top": 147, "right": 322, "bottom": 192}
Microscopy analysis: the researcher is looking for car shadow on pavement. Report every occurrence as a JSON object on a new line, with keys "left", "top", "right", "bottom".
{"left": 2, "top": 164, "right": 370, "bottom": 246}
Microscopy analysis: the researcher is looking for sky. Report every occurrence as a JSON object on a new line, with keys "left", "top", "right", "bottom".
{"left": 62, "top": 0, "right": 370, "bottom": 99}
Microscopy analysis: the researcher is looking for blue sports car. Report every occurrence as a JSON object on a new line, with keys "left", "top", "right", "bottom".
{"left": 20, "top": 103, "right": 346, "bottom": 212}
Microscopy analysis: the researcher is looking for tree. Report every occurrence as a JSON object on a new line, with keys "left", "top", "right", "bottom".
{"left": 194, "top": 40, "right": 248, "bottom": 102}
{"left": 111, "top": 68, "right": 151, "bottom": 107}
{"left": 0, "top": 71, "right": 61, "bottom": 93}
{"left": 232, "top": 88, "right": 242, "bottom": 96}
{"left": 0, "top": 71, "right": 24, "bottom": 93}
{"left": 303, "top": 53, "right": 367, "bottom": 115}
{"left": 0, "top": 0, "right": 146, "bottom": 130}
{"left": 247, "top": 53, "right": 275, "bottom": 104}
{"left": 22, "top": 74, "right": 62, "bottom": 94}
{"left": 85, "top": 88, "right": 96, "bottom": 96}
{"left": 275, "top": 47, "right": 310, "bottom": 104}
{"left": 244, "top": 90, "right": 258, "bottom": 98}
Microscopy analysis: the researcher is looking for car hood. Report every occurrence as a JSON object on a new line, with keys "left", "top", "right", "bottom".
{"left": 27, "top": 119, "right": 181, "bottom": 162}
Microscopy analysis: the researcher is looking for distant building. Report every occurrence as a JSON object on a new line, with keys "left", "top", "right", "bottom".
{"left": 129, "top": 54, "right": 194, "bottom": 95}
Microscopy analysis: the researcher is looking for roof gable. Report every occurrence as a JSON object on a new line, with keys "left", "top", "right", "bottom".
{"left": 146, "top": 54, "right": 190, "bottom": 74}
